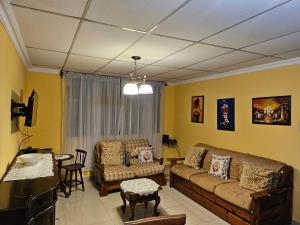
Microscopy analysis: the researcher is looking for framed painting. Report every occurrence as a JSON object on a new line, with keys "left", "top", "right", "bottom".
{"left": 252, "top": 95, "right": 291, "bottom": 125}
{"left": 217, "top": 98, "right": 235, "bottom": 131}
{"left": 191, "top": 96, "right": 204, "bottom": 123}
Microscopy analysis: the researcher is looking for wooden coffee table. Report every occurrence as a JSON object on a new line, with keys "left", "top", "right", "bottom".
{"left": 120, "top": 178, "right": 161, "bottom": 220}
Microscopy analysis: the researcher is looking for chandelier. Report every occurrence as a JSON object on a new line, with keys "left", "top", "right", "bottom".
{"left": 123, "top": 56, "right": 153, "bottom": 95}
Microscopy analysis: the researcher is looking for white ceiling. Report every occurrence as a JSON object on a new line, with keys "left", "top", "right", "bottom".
{"left": 7, "top": 0, "right": 300, "bottom": 82}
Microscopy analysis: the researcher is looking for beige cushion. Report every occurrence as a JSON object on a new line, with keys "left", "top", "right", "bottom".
{"left": 103, "top": 165, "right": 135, "bottom": 182}
{"left": 125, "top": 139, "right": 149, "bottom": 157}
{"left": 183, "top": 147, "right": 206, "bottom": 169}
{"left": 239, "top": 163, "right": 274, "bottom": 191}
{"left": 131, "top": 163, "right": 164, "bottom": 177}
{"left": 171, "top": 164, "right": 207, "bottom": 180}
{"left": 100, "top": 140, "right": 123, "bottom": 165}
{"left": 215, "top": 182, "right": 254, "bottom": 211}
{"left": 190, "top": 173, "right": 236, "bottom": 193}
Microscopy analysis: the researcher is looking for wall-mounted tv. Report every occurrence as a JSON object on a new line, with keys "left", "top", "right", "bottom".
{"left": 11, "top": 90, "right": 39, "bottom": 127}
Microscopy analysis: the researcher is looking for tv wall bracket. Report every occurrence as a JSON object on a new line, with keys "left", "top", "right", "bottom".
{"left": 11, "top": 100, "right": 27, "bottom": 120}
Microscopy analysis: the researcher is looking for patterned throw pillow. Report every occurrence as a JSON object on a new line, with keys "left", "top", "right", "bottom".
{"left": 183, "top": 147, "right": 206, "bottom": 169}
{"left": 239, "top": 163, "right": 274, "bottom": 191}
{"left": 138, "top": 147, "right": 153, "bottom": 163}
{"left": 100, "top": 141, "right": 123, "bottom": 165}
{"left": 209, "top": 154, "right": 231, "bottom": 179}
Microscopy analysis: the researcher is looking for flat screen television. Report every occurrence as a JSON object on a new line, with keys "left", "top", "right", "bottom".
{"left": 24, "top": 90, "right": 39, "bottom": 127}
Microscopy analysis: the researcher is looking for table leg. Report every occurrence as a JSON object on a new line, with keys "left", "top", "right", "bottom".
{"left": 120, "top": 191, "right": 126, "bottom": 212}
{"left": 130, "top": 201, "right": 136, "bottom": 221}
{"left": 57, "top": 161, "right": 69, "bottom": 198}
{"left": 154, "top": 192, "right": 160, "bottom": 216}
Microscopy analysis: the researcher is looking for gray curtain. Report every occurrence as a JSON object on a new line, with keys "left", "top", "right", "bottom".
{"left": 62, "top": 71, "right": 164, "bottom": 170}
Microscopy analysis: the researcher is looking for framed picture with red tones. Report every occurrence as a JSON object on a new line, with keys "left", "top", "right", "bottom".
{"left": 191, "top": 96, "right": 204, "bottom": 123}
{"left": 252, "top": 95, "right": 291, "bottom": 125}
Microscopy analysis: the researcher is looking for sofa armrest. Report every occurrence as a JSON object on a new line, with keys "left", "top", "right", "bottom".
{"left": 153, "top": 157, "right": 163, "bottom": 165}
{"left": 167, "top": 158, "right": 185, "bottom": 167}
{"left": 250, "top": 187, "right": 291, "bottom": 200}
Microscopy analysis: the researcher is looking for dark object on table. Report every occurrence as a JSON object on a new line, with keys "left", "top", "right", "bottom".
{"left": 162, "top": 134, "right": 177, "bottom": 148}
{"left": 0, "top": 151, "right": 58, "bottom": 225}
{"left": 123, "top": 214, "right": 186, "bottom": 225}
{"left": 61, "top": 149, "right": 87, "bottom": 196}
{"left": 55, "top": 153, "right": 74, "bottom": 198}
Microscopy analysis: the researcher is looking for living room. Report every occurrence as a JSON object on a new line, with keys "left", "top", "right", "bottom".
{"left": 0, "top": 1, "right": 299, "bottom": 225}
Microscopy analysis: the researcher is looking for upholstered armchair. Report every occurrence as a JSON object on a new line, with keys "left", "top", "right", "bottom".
{"left": 94, "top": 139, "right": 166, "bottom": 196}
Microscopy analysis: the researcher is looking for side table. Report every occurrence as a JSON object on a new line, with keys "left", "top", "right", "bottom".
{"left": 120, "top": 178, "right": 161, "bottom": 220}
{"left": 55, "top": 154, "right": 74, "bottom": 198}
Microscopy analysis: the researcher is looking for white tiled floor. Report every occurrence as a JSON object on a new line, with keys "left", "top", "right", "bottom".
{"left": 55, "top": 178, "right": 229, "bottom": 225}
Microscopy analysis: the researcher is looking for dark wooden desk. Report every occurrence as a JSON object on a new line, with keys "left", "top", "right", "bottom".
{"left": 0, "top": 150, "right": 59, "bottom": 225}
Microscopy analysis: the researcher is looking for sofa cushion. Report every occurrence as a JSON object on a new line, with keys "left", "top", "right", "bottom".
{"left": 208, "top": 154, "right": 231, "bottom": 179}
{"left": 100, "top": 140, "right": 123, "bottom": 165}
{"left": 138, "top": 147, "right": 154, "bottom": 163}
{"left": 131, "top": 162, "right": 164, "bottom": 177}
{"left": 171, "top": 164, "right": 207, "bottom": 180}
{"left": 125, "top": 139, "right": 150, "bottom": 167}
{"left": 215, "top": 182, "right": 254, "bottom": 211}
{"left": 239, "top": 163, "right": 274, "bottom": 191}
{"left": 190, "top": 173, "right": 236, "bottom": 193}
{"left": 183, "top": 146, "right": 206, "bottom": 169}
{"left": 103, "top": 165, "right": 135, "bottom": 182}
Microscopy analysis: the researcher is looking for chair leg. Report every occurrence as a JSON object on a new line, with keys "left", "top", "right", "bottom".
{"left": 64, "top": 170, "right": 68, "bottom": 185}
{"left": 79, "top": 169, "right": 84, "bottom": 191}
{"left": 75, "top": 171, "right": 78, "bottom": 189}
{"left": 69, "top": 171, "right": 73, "bottom": 195}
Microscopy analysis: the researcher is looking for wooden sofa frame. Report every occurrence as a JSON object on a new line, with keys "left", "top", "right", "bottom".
{"left": 95, "top": 155, "right": 166, "bottom": 196}
{"left": 168, "top": 158, "right": 293, "bottom": 225}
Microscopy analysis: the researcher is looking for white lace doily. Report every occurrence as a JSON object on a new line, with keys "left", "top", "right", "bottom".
{"left": 55, "top": 154, "right": 70, "bottom": 160}
{"left": 120, "top": 178, "right": 160, "bottom": 196}
{"left": 4, "top": 153, "right": 54, "bottom": 181}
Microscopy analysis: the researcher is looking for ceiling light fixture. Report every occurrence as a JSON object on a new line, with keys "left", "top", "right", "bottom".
{"left": 123, "top": 56, "right": 153, "bottom": 95}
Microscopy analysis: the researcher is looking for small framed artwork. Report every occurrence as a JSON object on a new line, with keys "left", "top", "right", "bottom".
{"left": 191, "top": 96, "right": 204, "bottom": 123}
{"left": 252, "top": 95, "right": 291, "bottom": 125}
{"left": 217, "top": 98, "right": 235, "bottom": 131}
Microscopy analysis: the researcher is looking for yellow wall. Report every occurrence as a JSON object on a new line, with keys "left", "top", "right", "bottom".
{"left": 163, "top": 86, "right": 180, "bottom": 163}
{"left": 0, "top": 21, "right": 27, "bottom": 177}
{"left": 164, "top": 64, "right": 300, "bottom": 221}
{"left": 26, "top": 71, "right": 62, "bottom": 154}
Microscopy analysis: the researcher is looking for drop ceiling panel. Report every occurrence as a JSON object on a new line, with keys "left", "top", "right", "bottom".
{"left": 10, "top": 0, "right": 88, "bottom": 17}
{"left": 65, "top": 54, "right": 110, "bottom": 73}
{"left": 137, "top": 65, "right": 177, "bottom": 77}
{"left": 27, "top": 48, "right": 67, "bottom": 68}
{"left": 155, "top": 43, "right": 231, "bottom": 68}
{"left": 187, "top": 51, "right": 262, "bottom": 71}
{"left": 217, "top": 57, "right": 281, "bottom": 72}
{"left": 155, "top": 68, "right": 201, "bottom": 79}
{"left": 116, "top": 34, "right": 191, "bottom": 64}
{"left": 86, "top": 0, "right": 185, "bottom": 31}
{"left": 98, "top": 60, "right": 144, "bottom": 75}
{"left": 203, "top": 1, "right": 300, "bottom": 49}
{"left": 72, "top": 21, "right": 142, "bottom": 59}
{"left": 12, "top": 6, "right": 79, "bottom": 52}
{"left": 275, "top": 50, "right": 300, "bottom": 59}
{"left": 242, "top": 31, "right": 300, "bottom": 55}
{"left": 154, "top": 0, "right": 287, "bottom": 41}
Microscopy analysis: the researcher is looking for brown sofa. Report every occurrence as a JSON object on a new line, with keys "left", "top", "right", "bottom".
{"left": 95, "top": 139, "right": 166, "bottom": 196}
{"left": 168, "top": 143, "right": 293, "bottom": 225}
